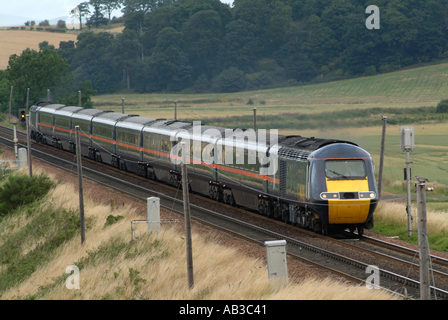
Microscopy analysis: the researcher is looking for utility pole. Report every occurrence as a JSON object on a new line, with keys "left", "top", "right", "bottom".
{"left": 416, "top": 177, "right": 431, "bottom": 300}
{"left": 26, "top": 88, "right": 30, "bottom": 113}
{"left": 400, "top": 126, "right": 415, "bottom": 237}
{"left": 174, "top": 100, "right": 178, "bottom": 120}
{"left": 13, "top": 125, "right": 18, "bottom": 159}
{"left": 122, "top": 98, "right": 125, "bottom": 114}
{"left": 378, "top": 116, "right": 387, "bottom": 199}
{"left": 76, "top": 126, "right": 86, "bottom": 245}
{"left": 405, "top": 150, "right": 412, "bottom": 237}
{"left": 26, "top": 114, "right": 32, "bottom": 177}
{"left": 79, "top": 91, "right": 82, "bottom": 108}
{"left": 9, "top": 86, "right": 13, "bottom": 123}
{"left": 181, "top": 142, "right": 194, "bottom": 289}
{"left": 47, "top": 89, "right": 50, "bottom": 101}
{"left": 253, "top": 107, "right": 257, "bottom": 132}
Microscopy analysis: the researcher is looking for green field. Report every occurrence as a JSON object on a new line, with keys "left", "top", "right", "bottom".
{"left": 92, "top": 61, "right": 448, "bottom": 121}
{"left": 91, "top": 61, "right": 448, "bottom": 191}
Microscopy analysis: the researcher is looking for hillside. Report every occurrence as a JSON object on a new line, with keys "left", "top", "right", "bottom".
{"left": 93, "top": 60, "right": 448, "bottom": 121}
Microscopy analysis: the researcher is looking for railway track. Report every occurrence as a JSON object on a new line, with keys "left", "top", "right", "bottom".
{"left": 1, "top": 123, "right": 448, "bottom": 299}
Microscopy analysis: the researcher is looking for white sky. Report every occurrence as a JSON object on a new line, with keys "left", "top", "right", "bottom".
{"left": 1, "top": 0, "right": 234, "bottom": 21}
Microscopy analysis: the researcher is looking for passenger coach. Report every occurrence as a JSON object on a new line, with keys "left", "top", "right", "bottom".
{"left": 30, "top": 101, "right": 378, "bottom": 235}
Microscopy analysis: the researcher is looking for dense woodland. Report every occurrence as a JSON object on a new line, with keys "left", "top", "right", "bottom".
{"left": 2, "top": 0, "right": 448, "bottom": 110}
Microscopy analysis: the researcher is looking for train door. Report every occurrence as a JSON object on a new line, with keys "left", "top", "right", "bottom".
{"left": 280, "top": 160, "right": 286, "bottom": 197}
{"left": 306, "top": 161, "right": 312, "bottom": 201}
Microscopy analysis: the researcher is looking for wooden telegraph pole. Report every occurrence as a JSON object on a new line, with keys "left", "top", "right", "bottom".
{"left": 26, "top": 114, "right": 32, "bottom": 177}
{"left": 253, "top": 107, "right": 257, "bottom": 132}
{"left": 181, "top": 142, "right": 194, "bottom": 289}
{"left": 416, "top": 177, "right": 431, "bottom": 300}
{"left": 400, "top": 126, "right": 415, "bottom": 237}
{"left": 75, "top": 126, "right": 86, "bottom": 245}
{"left": 378, "top": 116, "right": 387, "bottom": 199}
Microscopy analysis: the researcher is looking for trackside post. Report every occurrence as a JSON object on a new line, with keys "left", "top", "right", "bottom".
{"left": 76, "top": 126, "right": 86, "bottom": 245}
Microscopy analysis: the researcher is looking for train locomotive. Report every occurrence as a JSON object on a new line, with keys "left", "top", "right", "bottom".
{"left": 30, "top": 101, "right": 378, "bottom": 235}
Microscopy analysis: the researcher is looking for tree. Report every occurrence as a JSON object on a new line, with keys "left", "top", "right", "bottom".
{"left": 57, "top": 19, "right": 66, "bottom": 29}
{"left": 70, "top": 2, "right": 91, "bottom": 30}
{"left": 89, "top": 2, "right": 106, "bottom": 28}
{"left": 38, "top": 19, "right": 50, "bottom": 27}
{"left": 7, "top": 47, "right": 70, "bottom": 106}
{"left": 182, "top": 9, "right": 223, "bottom": 79}
{"left": 142, "top": 27, "right": 192, "bottom": 92}
{"left": 233, "top": 0, "right": 269, "bottom": 45}
{"left": 56, "top": 80, "right": 97, "bottom": 108}
{"left": 219, "top": 19, "right": 258, "bottom": 73}
{"left": 107, "top": 29, "right": 143, "bottom": 89}
{"left": 436, "top": 99, "right": 448, "bottom": 113}
{"left": 121, "top": 0, "right": 170, "bottom": 14}
{"left": 90, "top": 0, "right": 121, "bottom": 29}
{"left": 67, "top": 32, "right": 119, "bottom": 94}
{"left": 213, "top": 67, "right": 247, "bottom": 93}
{"left": 140, "top": 5, "right": 183, "bottom": 55}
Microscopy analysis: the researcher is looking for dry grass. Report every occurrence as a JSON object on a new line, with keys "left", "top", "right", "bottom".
{"left": 375, "top": 201, "right": 448, "bottom": 234}
{"left": 0, "top": 175, "right": 398, "bottom": 300}
{"left": 0, "top": 30, "right": 78, "bottom": 69}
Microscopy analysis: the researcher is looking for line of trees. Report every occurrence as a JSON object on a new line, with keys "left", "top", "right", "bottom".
{"left": 3, "top": 0, "right": 448, "bottom": 112}
{"left": 58, "top": 0, "right": 448, "bottom": 95}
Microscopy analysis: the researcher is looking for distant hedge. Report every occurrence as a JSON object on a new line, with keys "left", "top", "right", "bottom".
{"left": 436, "top": 99, "right": 448, "bottom": 113}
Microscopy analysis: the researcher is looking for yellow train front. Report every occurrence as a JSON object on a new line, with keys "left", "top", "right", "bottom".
{"left": 308, "top": 143, "right": 378, "bottom": 236}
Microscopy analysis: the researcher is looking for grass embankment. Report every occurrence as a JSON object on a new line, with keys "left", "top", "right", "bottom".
{"left": 92, "top": 60, "right": 448, "bottom": 120}
{"left": 373, "top": 201, "right": 448, "bottom": 252}
{"left": 0, "top": 170, "right": 397, "bottom": 300}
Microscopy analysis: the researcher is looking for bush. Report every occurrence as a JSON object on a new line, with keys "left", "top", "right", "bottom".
{"left": 104, "top": 214, "right": 124, "bottom": 228}
{"left": 0, "top": 172, "right": 54, "bottom": 217}
{"left": 213, "top": 67, "right": 247, "bottom": 93}
{"left": 436, "top": 99, "right": 448, "bottom": 113}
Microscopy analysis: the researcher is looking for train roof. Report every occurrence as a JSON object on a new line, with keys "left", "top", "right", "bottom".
{"left": 54, "top": 106, "right": 84, "bottom": 117}
{"left": 71, "top": 109, "right": 110, "bottom": 121}
{"left": 36, "top": 104, "right": 66, "bottom": 114}
{"left": 92, "top": 113, "right": 136, "bottom": 125}
{"left": 309, "top": 143, "right": 371, "bottom": 160}
{"left": 115, "top": 116, "right": 158, "bottom": 131}
{"left": 143, "top": 119, "right": 193, "bottom": 136}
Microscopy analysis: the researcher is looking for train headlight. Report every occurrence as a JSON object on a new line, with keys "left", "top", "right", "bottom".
{"left": 359, "top": 192, "right": 376, "bottom": 199}
{"left": 320, "top": 192, "right": 339, "bottom": 200}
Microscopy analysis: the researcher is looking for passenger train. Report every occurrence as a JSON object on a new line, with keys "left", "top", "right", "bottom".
{"left": 30, "top": 101, "right": 378, "bottom": 236}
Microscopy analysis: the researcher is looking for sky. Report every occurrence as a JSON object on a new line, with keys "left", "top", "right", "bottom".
{"left": 0, "top": 0, "right": 234, "bottom": 26}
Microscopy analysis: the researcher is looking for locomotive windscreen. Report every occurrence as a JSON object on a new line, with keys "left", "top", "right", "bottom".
{"left": 325, "top": 160, "right": 366, "bottom": 179}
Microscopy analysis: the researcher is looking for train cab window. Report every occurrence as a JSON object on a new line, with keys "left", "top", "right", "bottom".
{"left": 325, "top": 160, "right": 366, "bottom": 179}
